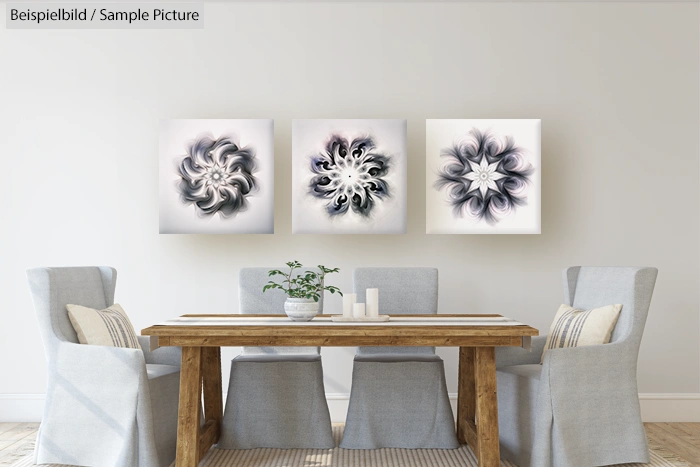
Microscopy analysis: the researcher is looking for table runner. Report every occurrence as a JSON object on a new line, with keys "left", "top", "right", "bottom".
{"left": 155, "top": 316, "right": 528, "bottom": 327}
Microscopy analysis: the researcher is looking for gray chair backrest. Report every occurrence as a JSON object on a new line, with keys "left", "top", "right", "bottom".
{"left": 353, "top": 267, "right": 438, "bottom": 356}
{"left": 353, "top": 267, "right": 438, "bottom": 315}
{"left": 239, "top": 267, "right": 322, "bottom": 355}
{"left": 26, "top": 266, "right": 117, "bottom": 358}
{"left": 563, "top": 266, "right": 657, "bottom": 351}
{"left": 239, "top": 267, "right": 324, "bottom": 314}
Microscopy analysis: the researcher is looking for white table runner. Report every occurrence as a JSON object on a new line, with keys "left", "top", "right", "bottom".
{"left": 156, "top": 316, "right": 528, "bottom": 327}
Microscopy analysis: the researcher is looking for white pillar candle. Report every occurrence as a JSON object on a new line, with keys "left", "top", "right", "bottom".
{"left": 366, "top": 288, "right": 379, "bottom": 318}
{"left": 353, "top": 303, "right": 366, "bottom": 319}
{"left": 342, "top": 293, "right": 357, "bottom": 318}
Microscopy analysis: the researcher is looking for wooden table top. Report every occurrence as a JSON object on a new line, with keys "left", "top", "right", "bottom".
{"left": 141, "top": 314, "right": 538, "bottom": 347}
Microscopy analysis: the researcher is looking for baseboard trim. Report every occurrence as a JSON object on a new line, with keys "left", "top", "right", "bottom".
{"left": 637, "top": 393, "right": 700, "bottom": 422}
{"left": 0, "top": 394, "right": 45, "bottom": 422}
{"left": 2, "top": 392, "right": 699, "bottom": 423}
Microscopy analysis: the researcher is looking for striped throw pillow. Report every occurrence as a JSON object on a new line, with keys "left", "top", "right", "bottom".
{"left": 66, "top": 303, "right": 140, "bottom": 349}
{"left": 541, "top": 303, "right": 622, "bottom": 363}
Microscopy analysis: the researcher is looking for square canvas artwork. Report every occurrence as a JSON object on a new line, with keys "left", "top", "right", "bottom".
{"left": 292, "top": 119, "right": 407, "bottom": 234}
{"left": 159, "top": 119, "right": 274, "bottom": 234}
{"left": 426, "top": 119, "right": 541, "bottom": 234}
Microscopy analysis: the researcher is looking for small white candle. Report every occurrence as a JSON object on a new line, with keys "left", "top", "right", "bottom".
{"left": 343, "top": 293, "right": 356, "bottom": 318}
{"left": 366, "top": 288, "right": 379, "bottom": 318}
{"left": 353, "top": 303, "right": 366, "bottom": 319}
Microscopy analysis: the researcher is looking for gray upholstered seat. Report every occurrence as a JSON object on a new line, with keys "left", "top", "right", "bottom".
{"left": 495, "top": 266, "right": 658, "bottom": 467}
{"left": 340, "top": 267, "right": 459, "bottom": 449}
{"left": 26, "top": 267, "right": 181, "bottom": 467}
{"left": 218, "top": 267, "right": 334, "bottom": 449}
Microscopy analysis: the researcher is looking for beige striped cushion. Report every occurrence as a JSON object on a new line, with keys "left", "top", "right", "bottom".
{"left": 541, "top": 303, "right": 622, "bottom": 363}
{"left": 66, "top": 303, "right": 140, "bottom": 349}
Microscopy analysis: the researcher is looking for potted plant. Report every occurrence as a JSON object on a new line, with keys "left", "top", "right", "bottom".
{"left": 263, "top": 261, "right": 342, "bottom": 321}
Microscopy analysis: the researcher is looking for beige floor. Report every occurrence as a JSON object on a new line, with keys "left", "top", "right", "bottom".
{"left": 0, "top": 422, "right": 698, "bottom": 467}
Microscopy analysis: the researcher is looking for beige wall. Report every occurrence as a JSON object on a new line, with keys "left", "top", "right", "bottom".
{"left": 0, "top": 2, "right": 698, "bottom": 413}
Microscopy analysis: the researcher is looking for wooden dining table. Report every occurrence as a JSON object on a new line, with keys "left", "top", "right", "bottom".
{"left": 141, "top": 314, "right": 538, "bottom": 467}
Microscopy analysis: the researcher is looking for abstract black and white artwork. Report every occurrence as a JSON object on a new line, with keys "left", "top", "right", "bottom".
{"left": 159, "top": 119, "right": 274, "bottom": 234}
{"left": 426, "top": 119, "right": 541, "bottom": 234}
{"left": 292, "top": 119, "right": 407, "bottom": 234}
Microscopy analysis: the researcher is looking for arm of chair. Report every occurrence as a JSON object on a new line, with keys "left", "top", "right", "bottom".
{"left": 539, "top": 341, "right": 642, "bottom": 445}
{"left": 527, "top": 342, "right": 642, "bottom": 466}
{"left": 138, "top": 336, "right": 182, "bottom": 367}
{"left": 42, "top": 341, "right": 150, "bottom": 466}
{"left": 55, "top": 340, "right": 147, "bottom": 383}
{"left": 495, "top": 335, "right": 547, "bottom": 368}
{"left": 138, "top": 336, "right": 182, "bottom": 366}
{"left": 543, "top": 341, "right": 636, "bottom": 387}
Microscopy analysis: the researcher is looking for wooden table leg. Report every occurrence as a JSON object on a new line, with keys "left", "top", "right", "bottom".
{"left": 457, "top": 347, "right": 476, "bottom": 448}
{"left": 199, "top": 347, "right": 223, "bottom": 461}
{"left": 458, "top": 346, "right": 500, "bottom": 466}
{"left": 475, "top": 346, "right": 500, "bottom": 467}
{"left": 176, "top": 346, "right": 203, "bottom": 467}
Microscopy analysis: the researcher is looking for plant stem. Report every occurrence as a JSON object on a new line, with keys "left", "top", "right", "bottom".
{"left": 317, "top": 270, "right": 325, "bottom": 296}
{"left": 287, "top": 263, "right": 296, "bottom": 296}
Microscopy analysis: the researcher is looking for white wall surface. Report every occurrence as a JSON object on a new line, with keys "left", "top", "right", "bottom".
{"left": 0, "top": 1, "right": 698, "bottom": 419}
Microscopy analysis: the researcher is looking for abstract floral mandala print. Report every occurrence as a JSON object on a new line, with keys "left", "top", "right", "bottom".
{"left": 434, "top": 129, "right": 533, "bottom": 224}
{"left": 309, "top": 134, "right": 391, "bottom": 218}
{"left": 177, "top": 135, "right": 258, "bottom": 218}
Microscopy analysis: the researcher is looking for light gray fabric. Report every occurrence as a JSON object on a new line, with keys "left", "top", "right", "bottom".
{"left": 353, "top": 267, "right": 438, "bottom": 313}
{"left": 26, "top": 267, "right": 180, "bottom": 467}
{"left": 498, "top": 363, "right": 543, "bottom": 381}
{"left": 138, "top": 335, "right": 182, "bottom": 367}
{"left": 496, "top": 336, "right": 548, "bottom": 369}
{"left": 145, "top": 364, "right": 180, "bottom": 466}
{"left": 218, "top": 268, "right": 334, "bottom": 450}
{"left": 232, "top": 354, "right": 322, "bottom": 363}
{"left": 342, "top": 267, "right": 458, "bottom": 449}
{"left": 239, "top": 267, "right": 321, "bottom": 355}
{"left": 354, "top": 353, "right": 443, "bottom": 363}
{"left": 353, "top": 267, "right": 438, "bottom": 355}
{"left": 495, "top": 266, "right": 658, "bottom": 467}
{"left": 218, "top": 355, "right": 334, "bottom": 450}
{"left": 145, "top": 363, "right": 180, "bottom": 379}
{"left": 497, "top": 364, "right": 542, "bottom": 466}
{"left": 340, "top": 358, "right": 459, "bottom": 450}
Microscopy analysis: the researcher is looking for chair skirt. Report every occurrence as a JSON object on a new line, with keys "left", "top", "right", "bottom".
{"left": 340, "top": 354, "right": 459, "bottom": 449}
{"left": 218, "top": 354, "right": 334, "bottom": 449}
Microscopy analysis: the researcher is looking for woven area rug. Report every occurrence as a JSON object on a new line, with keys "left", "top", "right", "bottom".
{"left": 10, "top": 425, "right": 689, "bottom": 467}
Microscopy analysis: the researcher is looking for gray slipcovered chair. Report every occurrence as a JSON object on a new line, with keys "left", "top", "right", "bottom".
{"left": 26, "top": 266, "right": 181, "bottom": 467}
{"left": 495, "top": 266, "right": 658, "bottom": 467}
{"left": 340, "top": 267, "right": 459, "bottom": 449}
{"left": 217, "top": 267, "right": 334, "bottom": 449}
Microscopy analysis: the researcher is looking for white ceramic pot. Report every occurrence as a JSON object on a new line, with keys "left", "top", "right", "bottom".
{"left": 284, "top": 297, "right": 319, "bottom": 321}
